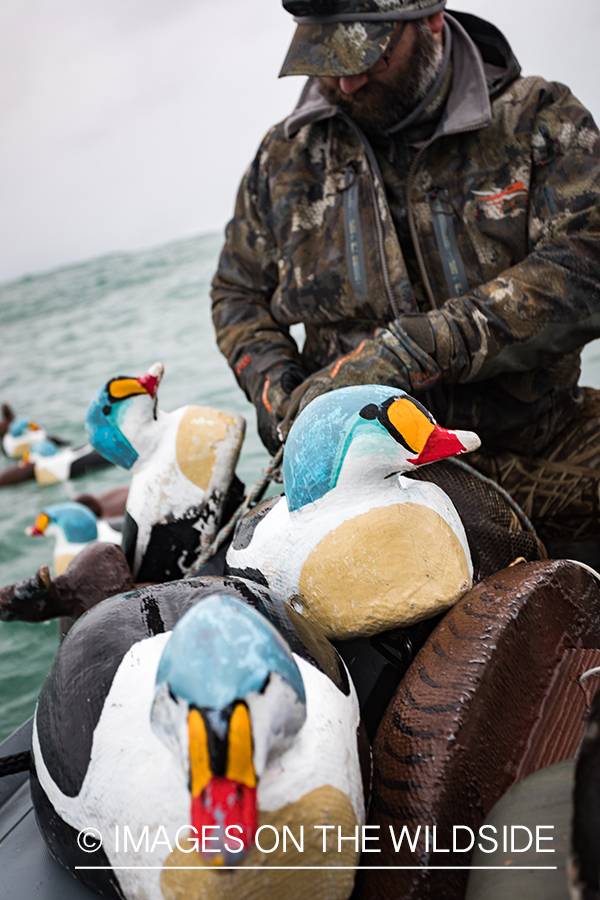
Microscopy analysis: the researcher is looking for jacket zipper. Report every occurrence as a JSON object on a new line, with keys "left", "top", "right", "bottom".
{"left": 407, "top": 138, "right": 438, "bottom": 309}
{"left": 341, "top": 114, "right": 486, "bottom": 320}
{"left": 406, "top": 122, "right": 487, "bottom": 310}
{"left": 340, "top": 114, "right": 400, "bottom": 319}
{"left": 406, "top": 123, "right": 484, "bottom": 429}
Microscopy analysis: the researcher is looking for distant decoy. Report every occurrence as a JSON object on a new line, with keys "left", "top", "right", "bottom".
{"left": 227, "top": 385, "right": 480, "bottom": 639}
{"left": 0, "top": 542, "right": 134, "bottom": 625}
{"left": 2, "top": 415, "right": 48, "bottom": 458}
{"left": 31, "top": 578, "right": 365, "bottom": 900}
{"left": 85, "top": 362, "right": 245, "bottom": 581}
{"left": 27, "top": 501, "right": 122, "bottom": 576}
{"left": 25, "top": 440, "right": 112, "bottom": 485}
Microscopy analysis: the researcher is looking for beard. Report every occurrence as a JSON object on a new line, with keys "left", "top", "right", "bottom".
{"left": 318, "top": 20, "right": 444, "bottom": 134}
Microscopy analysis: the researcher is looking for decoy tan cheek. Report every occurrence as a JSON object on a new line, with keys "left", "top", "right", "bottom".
{"left": 162, "top": 786, "right": 358, "bottom": 900}
{"left": 176, "top": 408, "right": 241, "bottom": 493}
{"left": 298, "top": 503, "right": 471, "bottom": 638}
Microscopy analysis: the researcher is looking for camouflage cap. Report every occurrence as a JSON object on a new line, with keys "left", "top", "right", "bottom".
{"left": 280, "top": 0, "right": 446, "bottom": 77}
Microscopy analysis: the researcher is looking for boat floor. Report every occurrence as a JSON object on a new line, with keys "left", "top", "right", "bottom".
{"left": 0, "top": 719, "right": 98, "bottom": 899}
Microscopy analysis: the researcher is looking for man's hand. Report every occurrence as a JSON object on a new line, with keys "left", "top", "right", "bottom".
{"left": 278, "top": 321, "right": 441, "bottom": 442}
{"left": 256, "top": 363, "right": 306, "bottom": 453}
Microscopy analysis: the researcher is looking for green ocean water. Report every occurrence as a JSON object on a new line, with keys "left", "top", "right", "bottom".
{"left": 1, "top": 231, "right": 600, "bottom": 743}
{"left": 0, "top": 232, "right": 279, "bottom": 742}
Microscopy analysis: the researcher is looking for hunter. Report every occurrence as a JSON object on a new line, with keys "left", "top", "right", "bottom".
{"left": 211, "top": 0, "right": 600, "bottom": 546}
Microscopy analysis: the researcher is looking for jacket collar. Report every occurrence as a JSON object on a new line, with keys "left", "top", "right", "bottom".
{"left": 284, "top": 11, "right": 520, "bottom": 140}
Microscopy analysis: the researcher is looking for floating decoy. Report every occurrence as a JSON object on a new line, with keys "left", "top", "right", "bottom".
{"left": 0, "top": 457, "right": 35, "bottom": 487}
{"left": 27, "top": 501, "right": 122, "bottom": 576}
{"left": 226, "top": 385, "right": 480, "bottom": 639}
{"left": 2, "top": 416, "right": 48, "bottom": 458}
{"left": 85, "top": 362, "right": 245, "bottom": 581}
{"left": 0, "top": 542, "right": 134, "bottom": 625}
{"left": 31, "top": 578, "right": 365, "bottom": 900}
{"left": 25, "top": 440, "right": 113, "bottom": 486}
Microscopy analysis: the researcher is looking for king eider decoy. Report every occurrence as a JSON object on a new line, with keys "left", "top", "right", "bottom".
{"left": 23, "top": 439, "right": 113, "bottom": 485}
{"left": 26, "top": 501, "right": 122, "bottom": 576}
{"left": 226, "top": 385, "right": 480, "bottom": 639}
{"left": 85, "top": 362, "right": 245, "bottom": 581}
{"left": 2, "top": 415, "right": 48, "bottom": 458}
{"left": 31, "top": 578, "right": 366, "bottom": 900}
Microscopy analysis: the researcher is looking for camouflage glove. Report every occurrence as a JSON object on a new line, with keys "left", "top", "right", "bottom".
{"left": 278, "top": 321, "right": 441, "bottom": 442}
{"left": 255, "top": 363, "right": 306, "bottom": 454}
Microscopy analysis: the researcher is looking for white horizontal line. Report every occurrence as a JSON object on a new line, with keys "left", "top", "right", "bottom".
{"left": 75, "top": 866, "right": 558, "bottom": 871}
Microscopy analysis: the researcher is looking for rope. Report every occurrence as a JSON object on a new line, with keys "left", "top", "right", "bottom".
{"left": 0, "top": 750, "right": 31, "bottom": 777}
{"left": 187, "top": 447, "right": 284, "bottom": 576}
{"left": 579, "top": 667, "right": 600, "bottom": 684}
{"left": 448, "top": 456, "right": 537, "bottom": 536}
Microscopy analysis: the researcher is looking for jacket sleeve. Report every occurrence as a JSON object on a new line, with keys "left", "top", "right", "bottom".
{"left": 211, "top": 137, "right": 304, "bottom": 416}
{"left": 399, "top": 83, "right": 600, "bottom": 385}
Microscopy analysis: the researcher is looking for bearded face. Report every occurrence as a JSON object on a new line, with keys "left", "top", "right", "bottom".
{"left": 318, "top": 19, "right": 444, "bottom": 134}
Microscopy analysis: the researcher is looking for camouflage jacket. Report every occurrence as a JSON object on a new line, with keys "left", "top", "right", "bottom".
{"left": 211, "top": 12, "right": 600, "bottom": 456}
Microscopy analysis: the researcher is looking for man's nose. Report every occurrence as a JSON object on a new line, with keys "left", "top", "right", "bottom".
{"left": 338, "top": 74, "right": 369, "bottom": 94}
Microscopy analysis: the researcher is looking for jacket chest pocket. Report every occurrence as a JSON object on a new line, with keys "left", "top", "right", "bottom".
{"left": 273, "top": 167, "right": 391, "bottom": 324}
{"left": 342, "top": 166, "right": 368, "bottom": 301}
{"left": 464, "top": 180, "right": 530, "bottom": 282}
{"left": 428, "top": 189, "right": 471, "bottom": 299}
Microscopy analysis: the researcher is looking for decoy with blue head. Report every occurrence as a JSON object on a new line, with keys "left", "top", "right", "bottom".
{"left": 22, "top": 438, "right": 113, "bottom": 485}
{"left": 26, "top": 501, "right": 122, "bottom": 576}
{"left": 2, "top": 415, "right": 48, "bottom": 458}
{"left": 85, "top": 362, "right": 246, "bottom": 581}
{"left": 31, "top": 577, "right": 365, "bottom": 900}
{"left": 226, "top": 385, "right": 481, "bottom": 639}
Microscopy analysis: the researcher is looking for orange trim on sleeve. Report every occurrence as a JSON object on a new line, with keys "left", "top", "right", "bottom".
{"left": 235, "top": 353, "right": 251, "bottom": 376}
{"left": 330, "top": 340, "right": 366, "bottom": 378}
{"left": 261, "top": 376, "right": 272, "bottom": 414}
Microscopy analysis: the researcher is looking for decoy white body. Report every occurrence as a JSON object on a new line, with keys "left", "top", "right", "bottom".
{"left": 86, "top": 363, "right": 245, "bottom": 580}
{"left": 2, "top": 417, "right": 47, "bottom": 458}
{"left": 33, "top": 591, "right": 364, "bottom": 900}
{"left": 227, "top": 385, "right": 481, "bottom": 639}
{"left": 29, "top": 445, "right": 74, "bottom": 485}
{"left": 125, "top": 404, "right": 244, "bottom": 578}
{"left": 96, "top": 519, "right": 123, "bottom": 545}
{"left": 228, "top": 475, "right": 472, "bottom": 638}
{"left": 28, "top": 442, "right": 106, "bottom": 486}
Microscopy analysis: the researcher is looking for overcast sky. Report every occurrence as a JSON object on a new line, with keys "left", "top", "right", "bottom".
{"left": 1, "top": 0, "right": 598, "bottom": 283}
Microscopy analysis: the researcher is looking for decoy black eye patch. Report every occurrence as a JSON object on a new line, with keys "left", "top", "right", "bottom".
{"left": 359, "top": 403, "right": 378, "bottom": 421}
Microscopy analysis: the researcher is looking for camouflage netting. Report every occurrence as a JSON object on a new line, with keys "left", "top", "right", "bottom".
{"left": 467, "top": 388, "right": 600, "bottom": 546}
{"left": 406, "top": 459, "right": 547, "bottom": 579}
